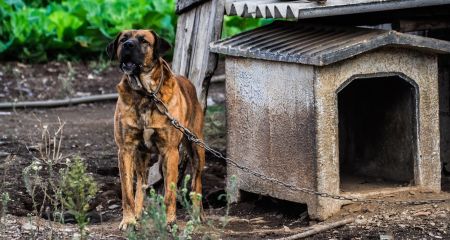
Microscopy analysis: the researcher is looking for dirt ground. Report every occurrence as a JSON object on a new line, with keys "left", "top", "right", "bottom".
{"left": 1, "top": 61, "right": 450, "bottom": 239}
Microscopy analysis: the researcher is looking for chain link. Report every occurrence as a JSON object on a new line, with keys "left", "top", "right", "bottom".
{"left": 151, "top": 94, "right": 448, "bottom": 206}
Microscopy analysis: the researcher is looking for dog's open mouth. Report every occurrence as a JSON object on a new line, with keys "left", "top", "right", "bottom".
{"left": 120, "top": 62, "right": 138, "bottom": 74}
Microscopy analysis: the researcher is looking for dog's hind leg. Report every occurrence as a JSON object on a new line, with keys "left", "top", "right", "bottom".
{"left": 177, "top": 140, "right": 191, "bottom": 186}
{"left": 190, "top": 139, "right": 205, "bottom": 220}
{"left": 161, "top": 145, "right": 181, "bottom": 224}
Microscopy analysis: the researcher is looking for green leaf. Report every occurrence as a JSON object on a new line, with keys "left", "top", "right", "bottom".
{"left": 0, "top": 0, "right": 178, "bottom": 61}
{"left": 48, "top": 10, "right": 83, "bottom": 40}
{"left": 5, "top": 0, "right": 25, "bottom": 10}
{"left": 0, "top": 37, "right": 14, "bottom": 53}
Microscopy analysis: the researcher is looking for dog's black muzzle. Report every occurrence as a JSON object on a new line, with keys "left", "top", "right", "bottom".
{"left": 119, "top": 39, "right": 144, "bottom": 75}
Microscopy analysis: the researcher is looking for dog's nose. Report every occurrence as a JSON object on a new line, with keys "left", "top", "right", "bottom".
{"left": 123, "top": 40, "right": 135, "bottom": 49}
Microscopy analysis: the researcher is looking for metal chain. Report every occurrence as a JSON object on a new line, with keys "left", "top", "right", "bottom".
{"left": 150, "top": 94, "right": 448, "bottom": 206}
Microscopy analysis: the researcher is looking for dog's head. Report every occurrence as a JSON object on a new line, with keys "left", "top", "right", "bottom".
{"left": 106, "top": 30, "right": 171, "bottom": 75}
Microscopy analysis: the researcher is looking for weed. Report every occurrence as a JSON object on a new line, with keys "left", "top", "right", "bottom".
{"left": 22, "top": 118, "right": 99, "bottom": 238}
{"left": 89, "top": 57, "right": 111, "bottom": 75}
{"left": 219, "top": 175, "right": 237, "bottom": 229}
{"left": 178, "top": 175, "right": 202, "bottom": 225}
{"left": 60, "top": 156, "right": 97, "bottom": 239}
{"left": 26, "top": 213, "right": 37, "bottom": 239}
{"left": 0, "top": 192, "right": 10, "bottom": 236}
{"left": 23, "top": 118, "right": 68, "bottom": 220}
{"left": 204, "top": 105, "right": 227, "bottom": 151}
{"left": 58, "top": 62, "right": 75, "bottom": 97}
{"left": 127, "top": 188, "right": 167, "bottom": 240}
{"left": 1, "top": 192, "right": 9, "bottom": 223}
{"left": 0, "top": 154, "right": 12, "bottom": 202}
{"left": 128, "top": 175, "right": 205, "bottom": 240}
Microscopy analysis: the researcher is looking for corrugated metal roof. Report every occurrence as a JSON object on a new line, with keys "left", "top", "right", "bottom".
{"left": 225, "top": 0, "right": 450, "bottom": 19}
{"left": 210, "top": 21, "right": 450, "bottom": 66}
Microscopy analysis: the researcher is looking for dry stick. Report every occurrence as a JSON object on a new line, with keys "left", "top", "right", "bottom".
{"left": 273, "top": 218, "right": 355, "bottom": 240}
{"left": 225, "top": 227, "right": 306, "bottom": 236}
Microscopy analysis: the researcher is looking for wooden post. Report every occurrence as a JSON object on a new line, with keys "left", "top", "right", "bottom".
{"left": 172, "top": 0, "right": 225, "bottom": 109}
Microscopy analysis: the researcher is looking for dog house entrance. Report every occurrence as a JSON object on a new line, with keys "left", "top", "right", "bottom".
{"left": 338, "top": 75, "right": 417, "bottom": 192}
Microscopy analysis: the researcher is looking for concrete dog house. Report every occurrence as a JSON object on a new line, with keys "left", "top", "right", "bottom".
{"left": 210, "top": 21, "right": 450, "bottom": 219}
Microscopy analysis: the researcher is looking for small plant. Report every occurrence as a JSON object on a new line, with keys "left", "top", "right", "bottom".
{"left": 204, "top": 105, "right": 227, "bottom": 151}
{"left": 128, "top": 188, "right": 168, "bottom": 240}
{"left": 178, "top": 175, "right": 202, "bottom": 225}
{"left": 1, "top": 155, "right": 13, "bottom": 221}
{"left": 218, "top": 175, "right": 237, "bottom": 229}
{"left": 60, "top": 156, "right": 97, "bottom": 239}
{"left": 0, "top": 192, "right": 10, "bottom": 235}
{"left": 1, "top": 192, "right": 10, "bottom": 222}
{"left": 23, "top": 119, "right": 99, "bottom": 238}
{"left": 89, "top": 57, "right": 111, "bottom": 74}
{"left": 23, "top": 118, "right": 67, "bottom": 220}
{"left": 58, "top": 61, "right": 75, "bottom": 97}
{"left": 128, "top": 175, "right": 205, "bottom": 240}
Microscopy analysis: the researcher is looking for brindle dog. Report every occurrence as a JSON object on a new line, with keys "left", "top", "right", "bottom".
{"left": 106, "top": 30, "right": 205, "bottom": 230}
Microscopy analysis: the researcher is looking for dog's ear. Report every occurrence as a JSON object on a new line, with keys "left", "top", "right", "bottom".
{"left": 106, "top": 32, "right": 122, "bottom": 61}
{"left": 150, "top": 30, "right": 171, "bottom": 59}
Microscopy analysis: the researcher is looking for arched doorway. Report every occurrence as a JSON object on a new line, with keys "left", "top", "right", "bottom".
{"left": 338, "top": 75, "right": 418, "bottom": 192}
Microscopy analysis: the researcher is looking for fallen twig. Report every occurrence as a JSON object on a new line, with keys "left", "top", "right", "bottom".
{"left": 272, "top": 217, "right": 355, "bottom": 240}
{"left": 223, "top": 226, "right": 305, "bottom": 236}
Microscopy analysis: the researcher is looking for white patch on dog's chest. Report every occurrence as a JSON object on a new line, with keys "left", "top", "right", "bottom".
{"left": 141, "top": 109, "right": 167, "bottom": 129}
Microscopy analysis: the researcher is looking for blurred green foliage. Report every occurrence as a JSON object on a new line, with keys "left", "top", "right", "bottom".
{"left": 0, "top": 0, "right": 177, "bottom": 62}
{"left": 222, "top": 15, "right": 273, "bottom": 39}
{"left": 0, "top": 0, "right": 272, "bottom": 62}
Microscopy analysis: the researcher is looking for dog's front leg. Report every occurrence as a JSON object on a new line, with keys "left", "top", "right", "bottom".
{"left": 161, "top": 146, "right": 180, "bottom": 224}
{"left": 118, "top": 145, "right": 137, "bottom": 230}
{"left": 134, "top": 152, "right": 150, "bottom": 219}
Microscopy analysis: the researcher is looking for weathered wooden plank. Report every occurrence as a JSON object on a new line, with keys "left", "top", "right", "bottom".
{"left": 176, "top": 0, "right": 210, "bottom": 15}
{"left": 172, "top": 10, "right": 196, "bottom": 75}
{"left": 172, "top": 0, "right": 225, "bottom": 109}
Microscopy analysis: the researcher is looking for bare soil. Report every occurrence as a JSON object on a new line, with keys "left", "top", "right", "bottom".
{"left": 0, "top": 61, "right": 450, "bottom": 239}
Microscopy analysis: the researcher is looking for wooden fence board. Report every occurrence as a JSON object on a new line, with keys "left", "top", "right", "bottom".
{"left": 173, "top": 0, "right": 225, "bottom": 109}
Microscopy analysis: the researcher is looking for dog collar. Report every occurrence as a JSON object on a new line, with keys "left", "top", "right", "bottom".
{"left": 127, "top": 59, "right": 165, "bottom": 99}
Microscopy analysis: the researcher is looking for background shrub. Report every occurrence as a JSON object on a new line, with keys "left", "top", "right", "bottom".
{"left": 0, "top": 0, "right": 177, "bottom": 62}
{"left": 221, "top": 16, "right": 273, "bottom": 39}
{"left": 0, "top": 0, "right": 270, "bottom": 62}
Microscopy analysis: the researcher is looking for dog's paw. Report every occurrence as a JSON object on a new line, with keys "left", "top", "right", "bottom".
{"left": 166, "top": 214, "right": 176, "bottom": 226}
{"left": 119, "top": 216, "right": 137, "bottom": 231}
{"left": 166, "top": 221, "right": 177, "bottom": 232}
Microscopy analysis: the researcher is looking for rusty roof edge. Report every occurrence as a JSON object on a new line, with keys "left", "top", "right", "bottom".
{"left": 295, "top": 0, "right": 449, "bottom": 19}
{"left": 391, "top": 32, "right": 450, "bottom": 54}
{"left": 319, "top": 31, "right": 450, "bottom": 65}
{"left": 210, "top": 23, "right": 450, "bottom": 66}
{"left": 226, "top": 0, "right": 450, "bottom": 19}
{"left": 317, "top": 32, "right": 394, "bottom": 66}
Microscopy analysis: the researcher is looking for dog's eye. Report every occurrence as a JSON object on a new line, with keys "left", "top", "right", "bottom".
{"left": 140, "top": 38, "right": 148, "bottom": 44}
{"left": 120, "top": 38, "right": 127, "bottom": 43}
